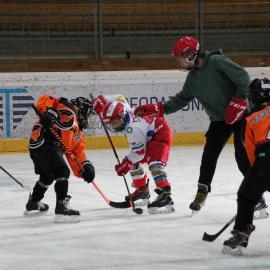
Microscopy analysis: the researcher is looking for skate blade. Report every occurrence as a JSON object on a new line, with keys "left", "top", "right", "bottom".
{"left": 222, "top": 245, "right": 244, "bottom": 256}
{"left": 148, "top": 204, "right": 175, "bottom": 215}
{"left": 254, "top": 208, "right": 269, "bottom": 220}
{"left": 23, "top": 209, "right": 48, "bottom": 216}
{"left": 54, "top": 214, "right": 80, "bottom": 223}
{"left": 135, "top": 198, "right": 150, "bottom": 207}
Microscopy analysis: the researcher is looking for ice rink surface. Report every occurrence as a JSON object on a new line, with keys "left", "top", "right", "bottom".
{"left": 0, "top": 145, "right": 270, "bottom": 270}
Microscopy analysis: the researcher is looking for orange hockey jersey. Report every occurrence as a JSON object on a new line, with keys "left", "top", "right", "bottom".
{"left": 29, "top": 95, "right": 87, "bottom": 178}
{"left": 245, "top": 104, "right": 270, "bottom": 166}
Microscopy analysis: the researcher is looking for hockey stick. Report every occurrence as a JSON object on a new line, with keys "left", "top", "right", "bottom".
{"left": 0, "top": 165, "right": 31, "bottom": 191}
{"left": 202, "top": 215, "right": 236, "bottom": 242}
{"left": 32, "top": 105, "right": 131, "bottom": 209}
{"left": 90, "top": 94, "right": 143, "bottom": 215}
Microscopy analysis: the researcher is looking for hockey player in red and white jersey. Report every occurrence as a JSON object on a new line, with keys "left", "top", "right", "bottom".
{"left": 96, "top": 99, "right": 174, "bottom": 214}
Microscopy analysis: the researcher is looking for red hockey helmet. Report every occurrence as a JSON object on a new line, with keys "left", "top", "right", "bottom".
{"left": 102, "top": 101, "right": 128, "bottom": 132}
{"left": 171, "top": 36, "right": 200, "bottom": 58}
{"left": 102, "top": 101, "right": 124, "bottom": 122}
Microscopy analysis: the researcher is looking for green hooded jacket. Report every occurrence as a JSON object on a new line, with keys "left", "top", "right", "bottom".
{"left": 164, "top": 50, "right": 251, "bottom": 121}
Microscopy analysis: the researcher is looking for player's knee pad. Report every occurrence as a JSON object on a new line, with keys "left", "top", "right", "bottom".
{"left": 54, "top": 177, "right": 68, "bottom": 199}
{"left": 237, "top": 178, "right": 261, "bottom": 203}
{"left": 130, "top": 163, "right": 144, "bottom": 177}
{"left": 237, "top": 182, "right": 261, "bottom": 205}
{"left": 38, "top": 173, "right": 55, "bottom": 188}
{"left": 55, "top": 165, "right": 70, "bottom": 179}
{"left": 237, "top": 197, "right": 258, "bottom": 212}
{"left": 54, "top": 177, "right": 68, "bottom": 190}
{"left": 130, "top": 163, "right": 147, "bottom": 187}
{"left": 149, "top": 162, "right": 167, "bottom": 178}
{"left": 149, "top": 162, "right": 169, "bottom": 187}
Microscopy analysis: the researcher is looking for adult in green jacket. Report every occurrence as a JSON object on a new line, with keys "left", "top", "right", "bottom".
{"left": 134, "top": 36, "right": 268, "bottom": 217}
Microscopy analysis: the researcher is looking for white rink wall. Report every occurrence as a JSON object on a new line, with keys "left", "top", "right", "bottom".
{"left": 0, "top": 67, "right": 270, "bottom": 140}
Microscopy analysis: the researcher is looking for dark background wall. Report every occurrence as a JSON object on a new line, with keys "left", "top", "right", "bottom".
{"left": 0, "top": 0, "right": 269, "bottom": 71}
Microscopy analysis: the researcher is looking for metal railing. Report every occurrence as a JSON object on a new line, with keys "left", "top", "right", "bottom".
{"left": 0, "top": 0, "right": 269, "bottom": 59}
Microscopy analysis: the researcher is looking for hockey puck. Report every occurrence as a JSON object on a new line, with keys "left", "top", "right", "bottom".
{"left": 134, "top": 208, "right": 143, "bottom": 215}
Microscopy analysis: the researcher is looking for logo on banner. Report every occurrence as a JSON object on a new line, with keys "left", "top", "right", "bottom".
{"left": 0, "top": 88, "right": 34, "bottom": 137}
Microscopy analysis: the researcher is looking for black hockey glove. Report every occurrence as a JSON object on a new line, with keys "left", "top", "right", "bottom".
{"left": 41, "top": 108, "right": 59, "bottom": 129}
{"left": 81, "top": 160, "right": 95, "bottom": 183}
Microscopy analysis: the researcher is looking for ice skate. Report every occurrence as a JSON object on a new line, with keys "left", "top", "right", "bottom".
{"left": 223, "top": 224, "right": 255, "bottom": 255}
{"left": 24, "top": 193, "right": 49, "bottom": 215}
{"left": 54, "top": 195, "right": 80, "bottom": 223}
{"left": 125, "top": 184, "right": 150, "bottom": 206}
{"left": 254, "top": 196, "right": 269, "bottom": 219}
{"left": 147, "top": 186, "right": 175, "bottom": 214}
{"left": 189, "top": 184, "right": 208, "bottom": 213}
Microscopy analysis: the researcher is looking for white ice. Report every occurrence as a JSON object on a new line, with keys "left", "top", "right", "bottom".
{"left": 0, "top": 145, "right": 270, "bottom": 270}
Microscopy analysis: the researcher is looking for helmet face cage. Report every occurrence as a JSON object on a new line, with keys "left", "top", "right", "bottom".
{"left": 248, "top": 78, "right": 270, "bottom": 110}
{"left": 104, "top": 118, "right": 126, "bottom": 133}
{"left": 71, "top": 97, "right": 93, "bottom": 129}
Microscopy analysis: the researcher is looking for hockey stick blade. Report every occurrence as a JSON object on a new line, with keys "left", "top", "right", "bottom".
{"left": 134, "top": 208, "right": 143, "bottom": 214}
{"left": 202, "top": 215, "right": 236, "bottom": 242}
{"left": 109, "top": 200, "right": 131, "bottom": 209}
{"left": 110, "top": 200, "right": 143, "bottom": 215}
{"left": 91, "top": 180, "right": 133, "bottom": 209}
{"left": 202, "top": 231, "right": 222, "bottom": 242}
{"left": 0, "top": 166, "right": 31, "bottom": 191}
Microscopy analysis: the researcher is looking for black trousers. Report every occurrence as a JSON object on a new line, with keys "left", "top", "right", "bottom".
{"left": 30, "top": 143, "right": 70, "bottom": 201}
{"left": 198, "top": 120, "right": 250, "bottom": 192}
{"left": 234, "top": 144, "right": 270, "bottom": 231}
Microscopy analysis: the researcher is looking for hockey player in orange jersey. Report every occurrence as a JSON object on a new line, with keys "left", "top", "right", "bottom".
{"left": 25, "top": 95, "right": 95, "bottom": 223}
{"left": 223, "top": 78, "right": 270, "bottom": 255}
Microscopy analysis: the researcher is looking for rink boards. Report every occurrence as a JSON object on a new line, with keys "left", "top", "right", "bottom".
{"left": 0, "top": 132, "right": 211, "bottom": 153}
{"left": 0, "top": 68, "right": 269, "bottom": 152}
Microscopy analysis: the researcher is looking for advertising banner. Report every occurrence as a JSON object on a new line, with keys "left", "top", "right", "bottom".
{"left": 0, "top": 68, "right": 269, "bottom": 139}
